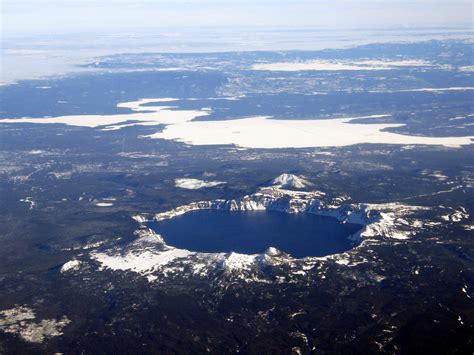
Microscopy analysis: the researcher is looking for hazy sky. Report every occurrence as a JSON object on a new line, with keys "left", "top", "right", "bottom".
{"left": 1, "top": 0, "right": 473, "bottom": 37}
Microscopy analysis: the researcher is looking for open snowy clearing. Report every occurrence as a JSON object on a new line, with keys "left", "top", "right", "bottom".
{"left": 251, "top": 59, "right": 433, "bottom": 71}
{"left": 175, "top": 178, "right": 226, "bottom": 189}
{"left": 2, "top": 98, "right": 473, "bottom": 149}
{"left": 1, "top": 98, "right": 207, "bottom": 128}
{"left": 369, "top": 87, "right": 474, "bottom": 93}
{"left": 150, "top": 115, "right": 473, "bottom": 149}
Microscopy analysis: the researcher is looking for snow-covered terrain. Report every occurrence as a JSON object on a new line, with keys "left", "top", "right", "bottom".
{"left": 395, "top": 87, "right": 474, "bottom": 92}
{"left": 1, "top": 98, "right": 207, "bottom": 128}
{"left": 3, "top": 98, "right": 473, "bottom": 148}
{"left": 149, "top": 114, "right": 473, "bottom": 149}
{"left": 268, "top": 173, "right": 313, "bottom": 189}
{"left": 95, "top": 202, "right": 114, "bottom": 207}
{"left": 60, "top": 259, "right": 82, "bottom": 273}
{"left": 175, "top": 178, "right": 225, "bottom": 189}
{"left": 0, "top": 306, "right": 70, "bottom": 344}
{"left": 80, "top": 174, "right": 463, "bottom": 285}
{"left": 251, "top": 59, "right": 433, "bottom": 71}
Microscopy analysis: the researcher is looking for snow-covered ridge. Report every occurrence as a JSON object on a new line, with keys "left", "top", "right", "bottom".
{"left": 150, "top": 187, "right": 333, "bottom": 222}
{"left": 144, "top": 186, "right": 428, "bottom": 243}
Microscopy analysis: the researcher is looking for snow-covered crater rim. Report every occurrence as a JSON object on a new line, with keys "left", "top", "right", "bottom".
{"left": 84, "top": 185, "right": 441, "bottom": 284}
{"left": 133, "top": 186, "right": 436, "bottom": 256}
{"left": 133, "top": 187, "right": 379, "bottom": 255}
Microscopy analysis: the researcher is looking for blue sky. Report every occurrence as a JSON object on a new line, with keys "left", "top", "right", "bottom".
{"left": 1, "top": 0, "right": 472, "bottom": 37}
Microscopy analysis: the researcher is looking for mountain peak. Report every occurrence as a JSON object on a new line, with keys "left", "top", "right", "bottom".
{"left": 264, "top": 247, "right": 282, "bottom": 256}
{"left": 268, "top": 173, "right": 313, "bottom": 189}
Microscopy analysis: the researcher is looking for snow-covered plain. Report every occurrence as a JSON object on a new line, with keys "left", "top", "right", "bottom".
{"left": 1, "top": 98, "right": 207, "bottom": 128}
{"left": 151, "top": 114, "right": 473, "bottom": 149}
{"left": 3, "top": 98, "right": 473, "bottom": 149}
{"left": 397, "top": 87, "right": 474, "bottom": 92}
{"left": 251, "top": 59, "right": 433, "bottom": 71}
{"left": 369, "top": 87, "right": 474, "bottom": 93}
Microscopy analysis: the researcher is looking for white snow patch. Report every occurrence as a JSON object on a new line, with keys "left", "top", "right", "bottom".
{"left": 91, "top": 247, "right": 193, "bottom": 279}
{"left": 50, "top": 171, "right": 73, "bottom": 179}
{"left": 289, "top": 310, "right": 306, "bottom": 319}
{"left": 82, "top": 241, "right": 105, "bottom": 250}
{"left": 252, "top": 59, "right": 432, "bottom": 71}
{"left": 175, "top": 178, "right": 225, "bottom": 189}
{"left": 269, "top": 173, "right": 313, "bottom": 189}
{"left": 0, "top": 306, "right": 70, "bottom": 344}
{"left": 462, "top": 286, "right": 471, "bottom": 299}
{"left": 1, "top": 98, "right": 208, "bottom": 129}
{"left": 3, "top": 98, "right": 472, "bottom": 149}
{"left": 223, "top": 252, "right": 258, "bottom": 272}
{"left": 441, "top": 207, "right": 469, "bottom": 222}
{"left": 149, "top": 114, "right": 473, "bottom": 149}
{"left": 329, "top": 202, "right": 429, "bottom": 242}
{"left": 459, "top": 66, "right": 474, "bottom": 72}
{"left": 429, "top": 172, "right": 448, "bottom": 181}
{"left": 28, "top": 150, "right": 47, "bottom": 155}
{"left": 132, "top": 214, "right": 148, "bottom": 223}
{"left": 60, "top": 259, "right": 82, "bottom": 273}
{"left": 19, "top": 197, "right": 36, "bottom": 210}
{"left": 335, "top": 258, "right": 351, "bottom": 266}
{"left": 154, "top": 68, "right": 186, "bottom": 72}
{"left": 397, "top": 87, "right": 474, "bottom": 92}
{"left": 95, "top": 202, "right": 114, "bottom": 207}
{"left": 291, "top": 330, "right": 309, "bottom": 344}
{"left": 292, "top": 270, "right": 307, "bottom": 276}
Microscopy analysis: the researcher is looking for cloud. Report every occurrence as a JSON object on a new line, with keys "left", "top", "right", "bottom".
{"left": 1, "top": 0, "right": 472, "bottom": 37}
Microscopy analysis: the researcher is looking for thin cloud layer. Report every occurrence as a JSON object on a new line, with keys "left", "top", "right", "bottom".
{"left": 2, "top": 0, "right": 472, "bottom": 36}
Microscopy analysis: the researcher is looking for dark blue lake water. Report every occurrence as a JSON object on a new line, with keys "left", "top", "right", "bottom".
{"left": 149, "top": 210, "right": 362, "bottom": 258}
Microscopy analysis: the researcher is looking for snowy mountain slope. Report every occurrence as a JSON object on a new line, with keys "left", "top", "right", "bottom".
{"left": 267, "top": 174, "right": 313, "bottom": 189}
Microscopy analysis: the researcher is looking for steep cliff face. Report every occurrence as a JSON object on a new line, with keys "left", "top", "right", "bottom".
{"left": 150, "top": 187, "right": 360, "bottom": 223}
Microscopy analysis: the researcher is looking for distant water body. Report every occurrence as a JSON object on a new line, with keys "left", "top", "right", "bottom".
{"left": 149, "top": 210, "right": 363, "bottom": 258}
